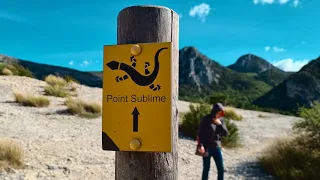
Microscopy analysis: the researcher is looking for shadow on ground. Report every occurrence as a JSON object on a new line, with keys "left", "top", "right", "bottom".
{"left": 178, "top": 125, "right": 195, "bottom": 141}
{"left": 227, "top": 161, "right": 274, "bottom": 180}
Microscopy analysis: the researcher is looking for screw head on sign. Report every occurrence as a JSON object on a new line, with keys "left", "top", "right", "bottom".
{"left": 129, "top": 138, "right": 141, "bottom": 150}
{"left": 131, "top": 44, "right": 141, "bottom": 56}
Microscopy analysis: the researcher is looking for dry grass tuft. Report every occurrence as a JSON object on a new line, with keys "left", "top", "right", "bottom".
{"left": 70, "top": 85, "right": 77, "bottom": 92}
{"left": 0, "top": 139, "right": 24, "bottom": 171}
{"left": 2, "top": 68, "right": 13, "bottom": 76}
{"left": 258, "top": 114, "right": 268, "bottom": 118}
{"left": 224, "top": 107, "right": 243, "bottom": 121}
{"left": 64, "top": 98, "right": 101, "bottom": 118}
{"left": 44, "top": 74, "right": 67, "bottom": 87}
{"left": 43, "top": 75, "right": 77, "bottom": 97}
{"left": 44, "top": 85, "right": 70, "bottom": 97}
{"left": 259, "top": 138, "right": 320, "bottom": 179}
{"left": 13, "top": 91, "right": 50, "bottom": 107}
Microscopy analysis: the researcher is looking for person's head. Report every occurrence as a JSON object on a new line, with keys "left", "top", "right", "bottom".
{"left": 210, "top": 103, "right": 225, "bottom": 119}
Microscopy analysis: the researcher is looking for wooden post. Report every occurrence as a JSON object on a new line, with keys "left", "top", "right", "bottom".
{"left": 115, "top": 5, "right": 179, "bottom": 180}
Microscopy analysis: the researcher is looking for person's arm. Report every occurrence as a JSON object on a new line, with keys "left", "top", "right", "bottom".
{"left": 197, "top": 117, "right": 207, "bottom": 146}
{"left": 220, "top": 119, "right": 228, "bottom": 137}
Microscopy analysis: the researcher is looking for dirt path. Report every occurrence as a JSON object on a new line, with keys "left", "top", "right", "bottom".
{"left": 0, "top": 76, "right": 301, "bottom": 180}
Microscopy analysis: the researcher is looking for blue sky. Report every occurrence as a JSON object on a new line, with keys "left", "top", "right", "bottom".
{"left": 0, "top": 0, "right": 319, "bottom": 72}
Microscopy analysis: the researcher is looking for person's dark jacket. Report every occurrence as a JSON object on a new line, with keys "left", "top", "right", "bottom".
{"left": 197, "top": 103, "right": 228, "bottom": 149}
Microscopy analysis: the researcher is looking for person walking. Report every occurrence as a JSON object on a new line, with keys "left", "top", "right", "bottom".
{"left": 196, "top": 103, "right": 228, "bottom": 180}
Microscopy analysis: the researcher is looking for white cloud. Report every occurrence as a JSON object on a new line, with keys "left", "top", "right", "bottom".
{"left": 263, "top": 0, "right": 275, "bottom": 4}
{"left": 254, "top": 0, "right": 275, "bottom": 5}
{"left": 265, "top": 46, "right": 271, "bottom": 52}
{"left": 272, "top": 58, "right": 309, "bottom": 72}
{"left": 273, "top": 46, "right": 286, "bottom": 52}
{"left": 68, "top": 61, "right": 74, "bottom": 65}
{"left": 279, "top": 0, "right": 290, "bottom": 4}
{"left": 254, "top": 0, "right": 301, "bottom": 7}
{"left": 189, "top": 3, "right": 211, "bottom": 23}
{"left": 80, "top": 60, "right": 90, "bottom": 67}
{"left": 265, "top": 46, "right": 286, "bottom": 52}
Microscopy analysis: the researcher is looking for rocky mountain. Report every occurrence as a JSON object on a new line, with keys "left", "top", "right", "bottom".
{"left": 178, "top": 47, "right": 273, "bottom": 104}
{"left": 254, "top": 56, "right": 320, "bottom": 113}
{"left": 228, "top": 54, "right": 279, "bottom": 73}
{"left": 179, "top": 47, "right": 227, "bottom": 92}
{"left": 228, "top": 54, "right": 291, "bottom": 86}
{"left": 0, "top": 55, "right": 102, "bottom": 87}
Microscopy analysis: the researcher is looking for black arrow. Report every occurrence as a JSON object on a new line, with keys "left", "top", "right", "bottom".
{"left": 132, "top": 107, "right": 140, "bottom": 132}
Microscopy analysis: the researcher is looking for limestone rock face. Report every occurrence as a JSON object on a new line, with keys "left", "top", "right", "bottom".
{"left": 179, "top": 47, "right": 225, "bottom": 92}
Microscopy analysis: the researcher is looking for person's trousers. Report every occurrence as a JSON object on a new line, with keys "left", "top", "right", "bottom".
{"left": 201, "top": 147, "right": 224, "bottom": 180}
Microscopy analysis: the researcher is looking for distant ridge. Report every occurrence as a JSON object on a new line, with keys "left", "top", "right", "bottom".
{"left": 228, "top": 54, "right": 283, "bottom": 73}
{"left": 254, "top": 56, "right": 320, "bottom": 113}
{"left": 0, "top": 54, "right": 102, "bottom": 88}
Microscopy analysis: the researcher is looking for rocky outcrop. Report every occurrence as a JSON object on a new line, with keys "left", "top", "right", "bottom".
{"left": 254, "top": 57, "right": 320, "bottom": 113}
{"left": 179, "top": 47, "right": 226, "bottom": 92}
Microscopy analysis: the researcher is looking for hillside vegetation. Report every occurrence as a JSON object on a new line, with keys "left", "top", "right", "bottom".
{"left": 0, "top": 62, "right": 33, "bottom": 77}
{"left": 259, "top": 102, "right": 320, "bottom": 179}
{"left": 254, "top": 56, "right": 320, "bottom": 114}
{"left": 178, "top": 47, "right": 295, "bottom": 115}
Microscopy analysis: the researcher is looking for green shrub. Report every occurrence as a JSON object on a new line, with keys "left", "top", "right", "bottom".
{"left": 209, "top": 93, "right": 228, "bottom": 105}
{"left": 0, "top": 63, "right": 5, "bottom": 72}
{"left": 44, "top": 85, "right": 69, "bottom": 97}
{"left": 11, "top": 63, "right": 33, "bottom": 77}
{"left": 221, "top": 118, "right": 240, "bottom": 148}
{"left": 294, "top": 101, "right": 320, "bottom": 151}
{"left": 178, "top": 112, "right": 185, "bottom": 124}
{"left": 224, "top": 107, "right": 243, "bottom": 121}
{"left": 0, "top": 62, "right": 33, "bottom": 77}
{"left": 0, "top": 138, "right": 24, "bottom": 171}
{"left": 180, "top": 103, "right": 240, "bottom": 148}
{"left": 180, "top": 103, "right": 211, "bottom": 139}
{"left": 64, "top": 98, "right": 101, "bottom": 118}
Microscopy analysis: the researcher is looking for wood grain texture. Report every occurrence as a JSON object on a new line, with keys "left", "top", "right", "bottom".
{"left": 116, "top": 5, "right": 179, "bottom": 180}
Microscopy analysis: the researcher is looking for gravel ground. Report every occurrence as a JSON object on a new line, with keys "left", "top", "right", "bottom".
{"left": 0, "top": 76, "right": 301, "bottom": 180}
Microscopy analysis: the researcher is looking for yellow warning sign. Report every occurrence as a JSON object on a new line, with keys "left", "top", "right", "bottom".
{"left": 102, "top": 42, "right": 172, "bottom": 152}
